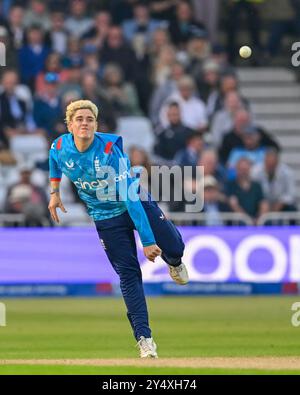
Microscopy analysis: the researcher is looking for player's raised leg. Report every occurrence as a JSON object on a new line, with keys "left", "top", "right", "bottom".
{"left": 141, "top": 196, "right": 189, "bottom": 285}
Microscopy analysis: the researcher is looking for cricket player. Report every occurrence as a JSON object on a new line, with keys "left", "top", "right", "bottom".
{"left": 48, "top": 100, "right": 188, "bottom": 358}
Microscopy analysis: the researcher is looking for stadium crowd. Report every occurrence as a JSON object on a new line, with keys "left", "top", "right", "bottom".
{"left": 0, "top": 0, "right": 298, "bottom": 226}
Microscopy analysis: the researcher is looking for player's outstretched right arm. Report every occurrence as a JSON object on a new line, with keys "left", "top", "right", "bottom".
{"left": 48, "top": 181, "right": 67, "bottom": 224}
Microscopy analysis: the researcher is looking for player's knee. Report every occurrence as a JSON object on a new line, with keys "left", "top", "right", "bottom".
{"left": 166, "top": 238, "right": 185, "bottom": 259}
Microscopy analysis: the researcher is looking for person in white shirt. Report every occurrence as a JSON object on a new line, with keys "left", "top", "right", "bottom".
{"left": 64, "top": 0, "right": 93, "bottom": 39}
{"left": 251, "top": 148, "right": 297, "bottom": 212}
{"left": 159, "top": 75, "right": 208, "bottom": 132}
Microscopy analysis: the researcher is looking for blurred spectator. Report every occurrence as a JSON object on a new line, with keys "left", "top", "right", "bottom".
{"left": 192, "top": 0, "right": 219, "bottom": 44}
{"left": 252, "top": 148, "right": 297, "bottom": 212}
{"left": 129, "top": 145, "right": 152, "bottom": 191}
{"left": 265, "top": 0, "right": 300, "bottom": 58}
{"left": 23, "top": 0, "right": 51, "bottom": 31}
{"left": 210, "top": 43, "right": 231, "bottom": 71}
{"left": 64, "top": 0, "right": 93, "bottom": 39}
{"left": 108, "top": 0, "right": 139, "bottom": 25}
{"left": 100, "top": 25, "right": 138, "bottom": 82}
{"left": 0, "top": 146, "right": 16, "bottom": 165}
{"left": 0, "top": 25, "right": 19, "bottom": 76}
{"left": 0, "top": 69, "right": 36, "bottom": 146}
{"left": 100, "top": 26, "right": 150, "bottom": 112}
{"left": 185, "top": 32, "right": 211, "bottom": 81}
{"left": 46, "top": 11, "right": 68, "bottom": 55}
{"left": 33, "top": 72, "right": 64, "bottom": 138}
{"left": 152, "top": 44, "right": 177, "bottom": 86}
{"left": 208, "top": 73, "right": 249, "bottom": 118}
{"left": 201, "top": 175, "right": 230, "bottom": 226}
{"left": 82, "top": 10, "right": 111, "bottom": 50}
{"left": 150, "top": 61, "right": 185, "bottom": 125}
{"left": 149, "top": 27, "right": 171, "bottom": 59}
{"left": 219, "top": 109, "right": 279, "bottom": 165}
{"left": 196, "top": 59, "right": 220, "bottom": 108}
{"left": 5, "top": 164, "right": 49, "bottom": 226}
{"left": 154, "top": 102, "right": 194, "bottom": 162}
{"left": 131, "top": 36, "right": 153, "bottom": 115}
{"left": 82, "top": 43, "right": 102, "bottom": 77}
{"left": 174, "top": 131, "right": 204, "bottom": 167}
{"left": 226, "top": 157, "right": 269, "bottom": 224}
{"left": 18, "top": 24, "right": 50, "bottom": 89}
{"left": 1, "top": 0, "right": 13, "bottom": 18}
{"left": 198, "top": 149, "right": 226, "bottom": 191}
{"left": 81, "top": 71, "right": 117, "bottom": 132}
{"left": 160, "top": 76, "right": 207, "bottom": 131}
{"left": 170, "top": 173, "right": 229, "bottom": 217}
{"left": 35, "top": 52, "right": 69, "bottom": 95}
{"left": 227, "top": 126, "right": 267, "bottom": 171}
{"left": 168, "top": 1, "right": 207, "bottom": 47}
{"left": 7, "top": 5, "right": 25, "bottom": 49}
{"left": 101, "top": 63, "right": 142, "bottom": 117}
{"left": 62, "top": 37, "right": 83, "bottom": 68}
{"left": 122, "top": 1, "right": 163, "bottom": 45}
{"left": 211, "top": 90, "right": 244, "bottom": 147}
{"left": 58, "top": 57, "right": 83, "bottom": 99}
{"left": 149, "top": 0, "right": 179, "bottom": 22}
{"left": 219, "top": 109, "right": 252, "bottom": 165}
{"left": 226, "top": 0, "right": 263, "bottom": 64}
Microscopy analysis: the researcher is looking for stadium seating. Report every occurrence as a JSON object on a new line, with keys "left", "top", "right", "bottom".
{"left": 10, "top": 134, "right": 49, "bottom": 164}
{"left": 238, "top": 67, "right": 300, "bottom": 208}
{"left": 116, "top": 116, "right": 155, "bottom": 154}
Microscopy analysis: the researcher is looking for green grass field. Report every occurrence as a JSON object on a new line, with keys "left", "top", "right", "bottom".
{"left": 0, "top": 296, "right": 300, "bottom": 375}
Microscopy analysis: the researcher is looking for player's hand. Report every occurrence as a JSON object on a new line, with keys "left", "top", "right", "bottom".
{"left": 143, "top": 244, "right": 162, "bottom": 262}
{"left": 48, "top": 194, "right": 67, "bottom": 223}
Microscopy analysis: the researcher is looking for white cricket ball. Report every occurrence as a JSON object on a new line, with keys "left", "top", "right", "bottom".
{"left": 239, "top": 46, "right": 252, "bottom": 59}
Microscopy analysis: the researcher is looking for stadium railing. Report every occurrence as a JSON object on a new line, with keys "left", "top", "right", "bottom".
{"left": 2, "top": 212, "right": 299, "bottom": 227}
{"left": 166, "top": 212, "right": 254, "bottom": 226}
{"left": 257, "top": 212, "right": 300, "bottom": 226}
{"left": 0, "top": 214, "right": 52, "bottom": 227}
{"left": 0, "top": 214, "right": 26, "bottom": 227}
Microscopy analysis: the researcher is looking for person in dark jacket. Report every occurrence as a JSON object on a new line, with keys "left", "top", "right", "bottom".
{"left": 154, "top": 102, "right": 194, "bottom": 162}
{"left": 18, "top": 24, "right": 50, "bottom": 90}
{"left": 226, "top": 157, "right": 269, "bottom": 224}
{"left": 100, "top": 25, "right": 138, "bottom": 82}
{"left": 219, "top": 109, "right": 279, "bottom": 165}
{"left": 0, "top": 69, "right": 34, "bottom": 147}
{"left": 33, "top": 72, "right": 64, "bottom": 138}
{"left": 174, "top": 130, "right": 204, "bottom": 167}
{"left": 168, "top": 1, "right": 207, "bottom": 47}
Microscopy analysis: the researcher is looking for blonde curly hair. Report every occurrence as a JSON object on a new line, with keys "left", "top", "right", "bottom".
{"left": 65, "top": 100, "right": 98, "bottom": 129}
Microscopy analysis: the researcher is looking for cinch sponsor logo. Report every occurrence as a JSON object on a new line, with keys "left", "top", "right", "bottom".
{"left": 115, "top": 170, "right": 131, "bottom": 182}
{"left": 74, "top": 170, "right": 131, "bottom": 191}
{"left": 74, "top": 178, "right": 109, "bottom": 190}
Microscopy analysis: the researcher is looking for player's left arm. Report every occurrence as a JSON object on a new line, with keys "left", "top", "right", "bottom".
{"left": 48, "top": 144, "right": 67, "bottom": 223}
{"left": 109, "top": 144, "right": 161, "bottom": 262}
